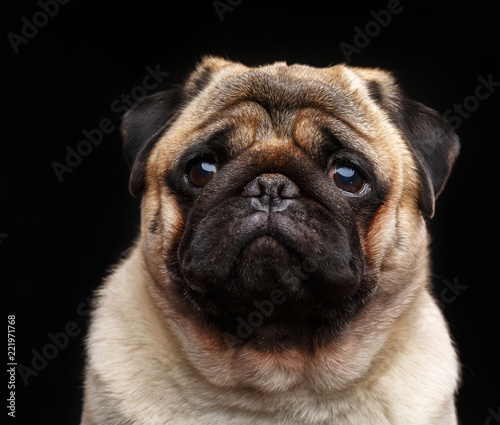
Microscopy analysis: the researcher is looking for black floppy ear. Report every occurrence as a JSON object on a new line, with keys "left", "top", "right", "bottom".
{"left": 120, "top": 56, "right": 231, "bottom": 197}
{"left": 360, "top": 69, "right": 460, "bottom": 218}
{"left": 391, "top": 97, "right": 460, "bottom": 217}
{"left": 121, "top": 88, "right": 184, "bottom": 197}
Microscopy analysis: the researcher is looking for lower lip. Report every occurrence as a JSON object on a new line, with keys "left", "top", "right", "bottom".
{"left": 247, "top": 235, "right": 282, "bottom": 251}
{"left": 244, "top": 235, "right": 301, "bottom": 264}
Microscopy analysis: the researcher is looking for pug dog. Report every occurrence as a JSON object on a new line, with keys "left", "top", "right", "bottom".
{"left": 81, "top": 56, "right": 460, "bottom": 425}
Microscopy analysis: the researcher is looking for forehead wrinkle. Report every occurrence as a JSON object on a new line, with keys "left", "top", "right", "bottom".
{"left": 291, "top": 107, "right": 377, "bottom": 158}
{"left": 210, "top": 69, "right": 360, "bottom": 123}
{"left": 321, "top": 116, "right": 380, "bottom": 162}
{"left": 191, "top": 101, "right": 285, "bottom": 155}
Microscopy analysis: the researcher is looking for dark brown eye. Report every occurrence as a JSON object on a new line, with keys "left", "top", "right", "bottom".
{"left": 187, "top": 161, "right": 218, "bottom": 187}
{"left": 329, "top": 164, "right": 367, "bottom": 195}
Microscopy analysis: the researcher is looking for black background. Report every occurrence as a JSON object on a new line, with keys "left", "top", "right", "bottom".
{"left": 2, "top": 0, "right": 499, "bottom": 424}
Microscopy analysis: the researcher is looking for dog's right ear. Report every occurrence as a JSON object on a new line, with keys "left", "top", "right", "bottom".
{"left": 121, "top": 56, "right": 234, "bottom": 197}
{"left": 121, "top": 89, "right": 184, "bottom": 197}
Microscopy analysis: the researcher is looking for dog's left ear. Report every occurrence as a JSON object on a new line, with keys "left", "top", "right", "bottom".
{"left": 355, "top": 67, "right": 460, "bottom": 218}
{"left": 390, "top": 96, "right": 460, "bottom": 218}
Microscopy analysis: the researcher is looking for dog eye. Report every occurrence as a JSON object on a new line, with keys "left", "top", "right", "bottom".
{"left": 187, "top": 161, "right": 218, "bottom": 188}
{"left": 329, "top": 164, "right": 367, "bottom": 195}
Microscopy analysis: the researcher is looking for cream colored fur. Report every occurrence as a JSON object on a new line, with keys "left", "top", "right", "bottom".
{"left": 81, "top": 243, "right": 459, "bottom": 425}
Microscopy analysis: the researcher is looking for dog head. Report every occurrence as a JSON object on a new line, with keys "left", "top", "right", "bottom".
{"left": 121, "top": 57, "right": 458, "bottom": 359}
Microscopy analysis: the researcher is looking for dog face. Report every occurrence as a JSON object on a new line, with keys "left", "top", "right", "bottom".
{"left": 121, "top": 57, "right": 458, "bottom": 356}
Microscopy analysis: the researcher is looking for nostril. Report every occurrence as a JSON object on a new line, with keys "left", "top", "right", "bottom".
{"left": 242, "top": 174, "right": 300, "bottom": 199}
{"left": 241, "top": 178, "right": 263, "bottom": 197}
{"left": 278, "top": 180, "right": 300, "bottom": 199}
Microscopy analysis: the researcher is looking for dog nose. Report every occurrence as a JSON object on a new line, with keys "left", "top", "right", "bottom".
{"left": 242, "top": 174, "right": 300, "bottom": 212}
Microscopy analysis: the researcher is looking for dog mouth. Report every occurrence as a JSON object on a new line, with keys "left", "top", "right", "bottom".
{"left": 232, "top": 233, "right": 308, "bottom": 298}
{"left": 178, "top": 208, "right": 323, "bottom": 292}
{"left": 175, "top": 198, "right": 369, "bottom": 310}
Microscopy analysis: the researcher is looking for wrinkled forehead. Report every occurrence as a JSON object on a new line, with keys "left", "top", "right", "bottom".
{"left": 149, "top": 63, "right": 409, "bottom": 183}
{"left": 204, "top": 67, "right": 360, "bottom": 121}
{"left": 186, "top": 64, "right": 374, "bottom": 132}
